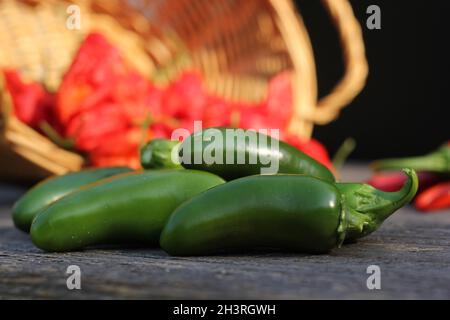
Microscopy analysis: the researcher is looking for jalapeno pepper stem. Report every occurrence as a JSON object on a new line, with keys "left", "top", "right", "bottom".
{"left": 337, "top": 168, "right": 419, "bottom": 241}
{"left": 140, "top": 139, "right": 182, "bottom": 169}
{"left": 371, "top": 145, "right": 450, "bottom": 173}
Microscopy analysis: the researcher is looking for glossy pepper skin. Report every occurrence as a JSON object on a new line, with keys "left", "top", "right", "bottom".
{"left": 141, "top": 127, "right": 335, "bottom": 182}
{"left": 160, "top": 169, "right": 418, "bottom": 256}
{"left": 31, "top": 170, "right": 225, "bottom": 252}
{"left": 12, "top": 167, "right": 133, "bottom": 233}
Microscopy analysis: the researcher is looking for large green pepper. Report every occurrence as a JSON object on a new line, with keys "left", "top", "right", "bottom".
{"left": 160, "top": 169, "right": 418, "bottom": 256}
{"left": 141, "top": 127, "right": 335, "bottom": 182}
{"left": 30, "top": 170, "right": 225, "bottom": 252}
{"left": 12, "top": 167, "right": 133, "bottom": 233}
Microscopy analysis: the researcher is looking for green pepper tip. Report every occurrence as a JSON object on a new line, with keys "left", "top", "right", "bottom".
{"left": 338, "top": 168, "right": 418, "bottom": 241}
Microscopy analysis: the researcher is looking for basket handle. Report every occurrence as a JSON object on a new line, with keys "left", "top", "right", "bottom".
{"left": 271, "top": 0, "right": 368, "bottom": 139}
{"left": 312, "top": 0, "right": 369, "bottom": 124}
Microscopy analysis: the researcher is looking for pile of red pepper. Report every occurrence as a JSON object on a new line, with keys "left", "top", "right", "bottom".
{"left": 3, "top": 32, "right": 333, "bottom": 171}
{"left": 368, "top": 142, "right": 450, "bottom": 213}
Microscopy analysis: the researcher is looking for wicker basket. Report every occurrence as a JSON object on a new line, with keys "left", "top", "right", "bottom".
{"left": 0, "top": 0, "right": 368, "bottom": 181}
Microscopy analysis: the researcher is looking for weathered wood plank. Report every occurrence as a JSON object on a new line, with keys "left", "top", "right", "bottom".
{"left": 1, "top": 165, "right": 450, "bottom": 299}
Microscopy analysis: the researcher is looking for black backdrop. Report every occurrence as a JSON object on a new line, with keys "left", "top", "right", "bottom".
{"left": 293, "top": 0, "right": 448, "bottom": 160}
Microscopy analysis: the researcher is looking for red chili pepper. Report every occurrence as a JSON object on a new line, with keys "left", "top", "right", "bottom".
{"left": 237, "top": 71, "right": 293, "bottom": 138}
{"left": 58, "top": 32, "right": 160, "bottom": 169}
{"left": 367, "top": 171, "right": 442, "bottom": 193}
{"left": 264, "top": 71, "right": 293, "bottom": 130}
{"left": 66, "top": 102, "right": 129, "bottom": 152}
{"left": 57, "top": 33, "right": 131, "bottom": 125}
{"left": 238, "top": 104, "right": 279, "bottom": 133}
{"left": 113, "top": 71, "right": 160, "bottom": 125}
{"left": 162, "top": 71, "right": 208, "bottom": 122}
{"left": 415, "top": 181, "right": 450, "bottom": 212}
{"left": 202, "top": 95, "right": 233, "bottom": 128}
{"left": 149, "top": 123, "right": 175, "bottom": 139}
{"left": 3, "top": 69, "right": 55, "bottom": 128}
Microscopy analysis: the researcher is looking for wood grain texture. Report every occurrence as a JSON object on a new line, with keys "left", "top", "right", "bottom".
{"left": 1, "top": 164, "right": 450, "bottom": 300}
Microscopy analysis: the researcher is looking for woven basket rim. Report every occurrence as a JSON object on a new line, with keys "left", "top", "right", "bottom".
{"left": 0, "top": 0, "right": 368, "bottom": 178}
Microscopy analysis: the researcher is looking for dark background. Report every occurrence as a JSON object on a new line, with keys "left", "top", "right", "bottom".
{"left": 294, "top": 0, "right": 448, "bottom": 160}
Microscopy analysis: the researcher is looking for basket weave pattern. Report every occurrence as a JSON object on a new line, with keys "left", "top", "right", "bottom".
{"left": 0, "top": 0, "right": 368, "bottom": 180}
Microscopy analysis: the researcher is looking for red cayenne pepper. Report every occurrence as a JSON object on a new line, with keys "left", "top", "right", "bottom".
{"left": 415, "top": 182, "right": 450, "bottom": 212}
{"left": 368, "top": 171, "right": 442, "bottom": 193}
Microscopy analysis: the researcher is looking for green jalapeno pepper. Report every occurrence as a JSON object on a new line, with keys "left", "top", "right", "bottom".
{"left": 30, "top": 170, "right": 225, "bottom": 252}
{"left": 371, "top": 143, "right": 450, "bottom": 174}
{"left": 12, "top": 167, "right": 133, "bottom": 233}
{"left": 160, "top": 169, "right": 418, "bottom": 256}
{"left": 141, "top": 127, "right": 335, "bottom": 182}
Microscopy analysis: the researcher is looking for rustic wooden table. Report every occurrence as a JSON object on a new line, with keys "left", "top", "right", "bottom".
{"left": 1, "top": 164, "right": 449, "bottom": 299}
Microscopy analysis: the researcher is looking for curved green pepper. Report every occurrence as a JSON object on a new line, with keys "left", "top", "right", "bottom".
{"left": 30, "top": 170, "right": 225, "bottom": 252}
{"left": 160, "top": 169, "right": 418, "bottom": 256}
{"left": 12, "top": 167, "right": 133, "bottom": 233}
{"left": 371, "top": 143, "right": 450, "bottom": 174}
{"left": 141, "top": 127, "right": 335, "bottom": 182}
